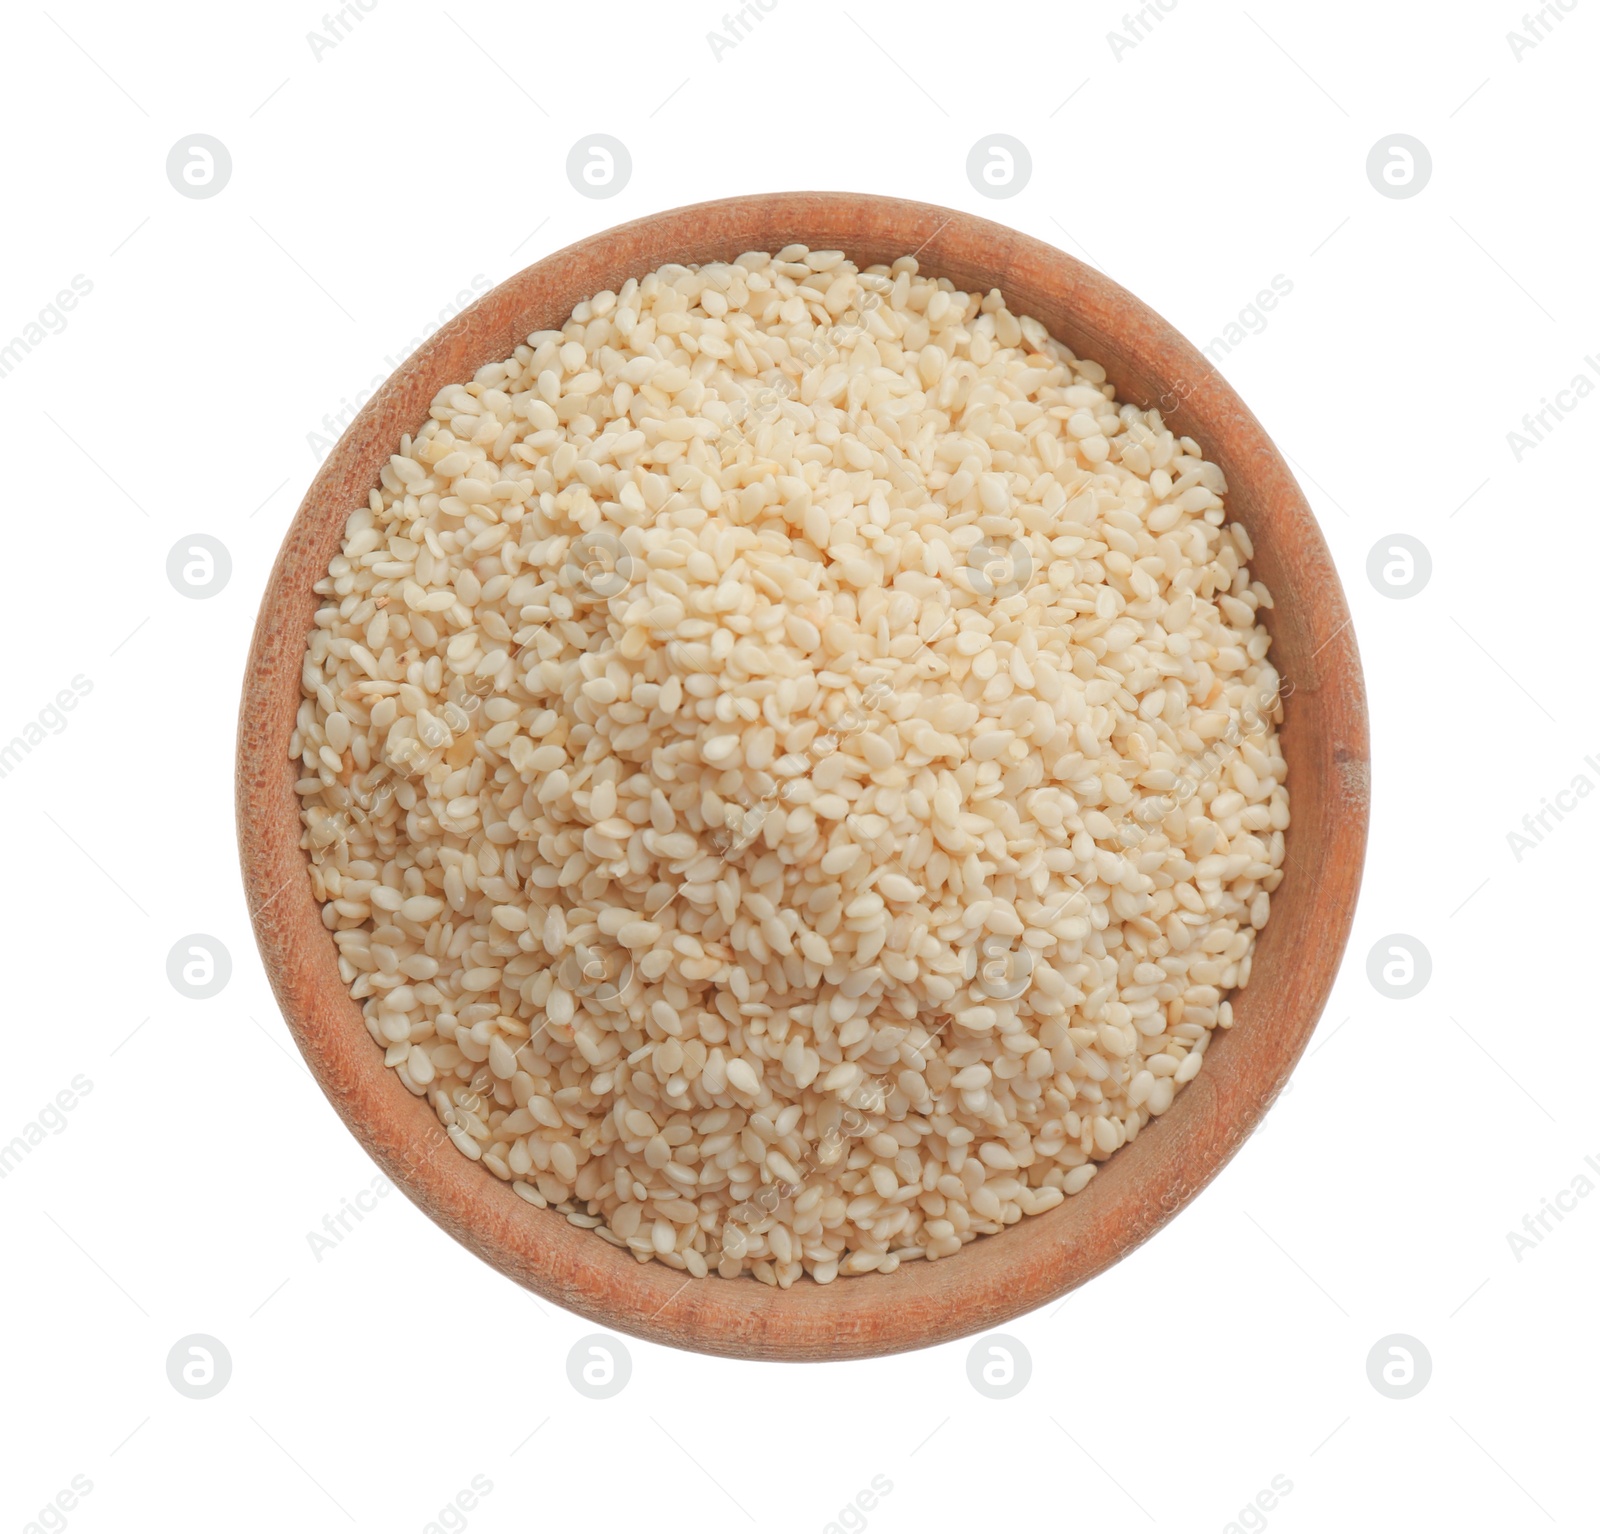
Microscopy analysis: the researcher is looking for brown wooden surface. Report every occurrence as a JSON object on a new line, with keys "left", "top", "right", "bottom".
{"left": 236, "top": 192, "right": 1370, "bottom": 1361}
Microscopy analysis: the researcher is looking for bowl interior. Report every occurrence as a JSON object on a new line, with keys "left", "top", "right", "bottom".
{"left": 237, "top": 192, "right": 1368, "bottom": 1360}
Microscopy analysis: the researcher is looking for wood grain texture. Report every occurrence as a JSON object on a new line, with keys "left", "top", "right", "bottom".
{"left": 237, "top": 193, "right": 1369, "bottom": 1361}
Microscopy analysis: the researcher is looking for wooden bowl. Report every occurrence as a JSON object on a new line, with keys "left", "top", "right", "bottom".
{"left": 237, "top": 192, "right": 1368, "bottom": 1361}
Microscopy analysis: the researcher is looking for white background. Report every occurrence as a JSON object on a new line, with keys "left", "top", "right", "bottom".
{"left": 1, "top": 2, "right": 1591, "bottom": 1530}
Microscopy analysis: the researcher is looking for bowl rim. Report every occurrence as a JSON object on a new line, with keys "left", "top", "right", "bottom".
{"left": 237, "top": 190, "right": 1369, "bottom": 1361}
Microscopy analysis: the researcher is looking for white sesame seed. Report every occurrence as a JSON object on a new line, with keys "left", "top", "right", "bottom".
{"left": 297, "top": 247, "right": 1288, "bottom": 1284}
